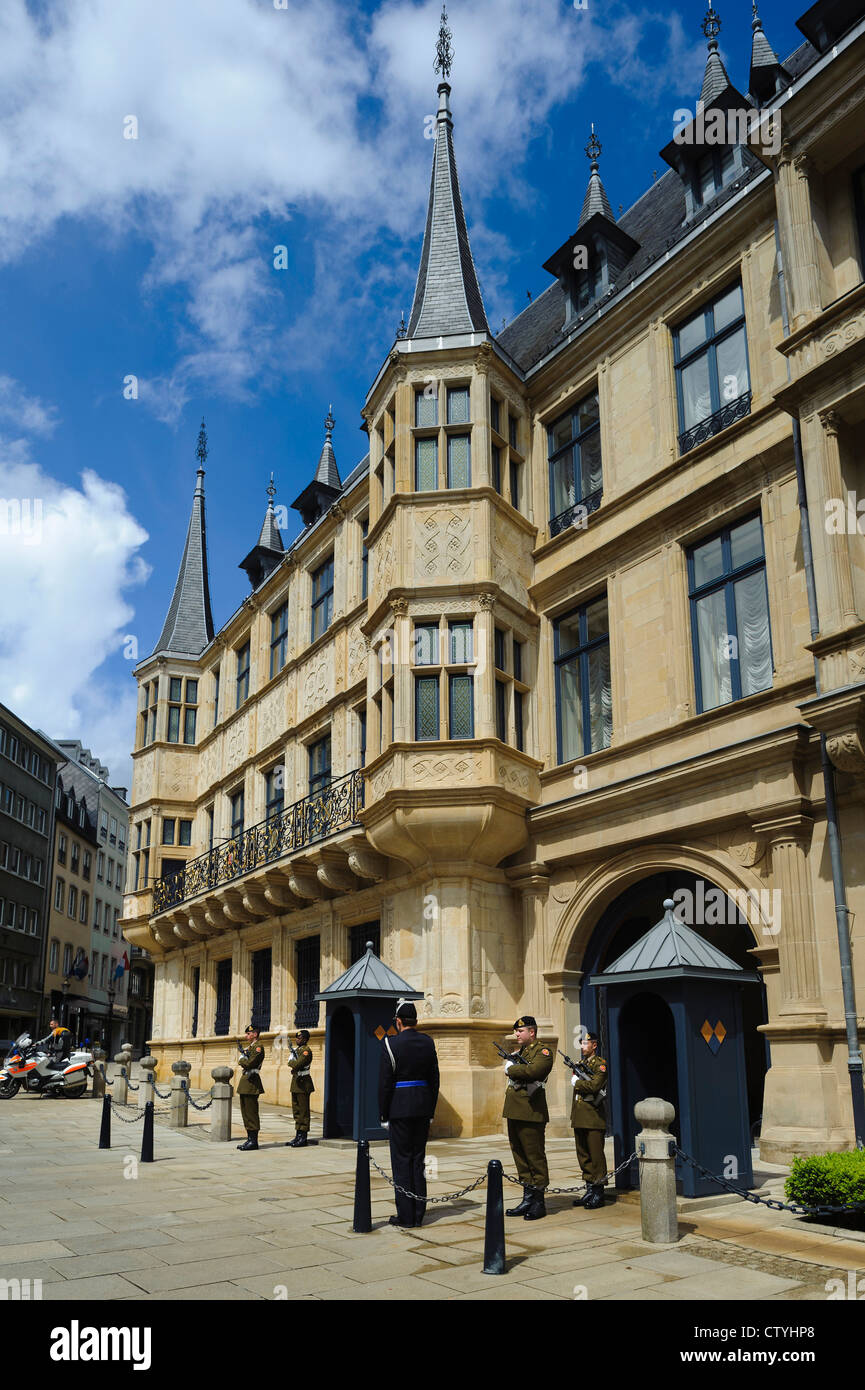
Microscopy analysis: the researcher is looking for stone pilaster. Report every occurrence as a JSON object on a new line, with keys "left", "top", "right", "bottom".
{"left": 506, "top": 863, "right": 552, "bottom": 1027}
{"left": 476, "top": 592, "right": 496, "bottom": 738}
{"left": 818, "top": 410, "right": 859, "bottom": 631}
{"left": 751, "top": 813, "right": 824, "bottom": 1017}
{"left": 775, "top": 148, "right": 822, "bottom": 331}
{"left": 543, "top": 967, "right": 582, "bottom": 1130}
{"left": 390, "top": 598, "right": 410, "bottom": 744}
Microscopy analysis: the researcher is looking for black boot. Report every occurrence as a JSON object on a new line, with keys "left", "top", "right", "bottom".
{"left": 583, "top": 1183, "right": 605, "bottom": 1210}
{"left": 524, "top": 1188, "right": 547, "bottom": 1220}
{"left": 506, "top": 1186, "right": 533, "bottom": 1217}
{"left": 295, "top": 1131, "right": 308, "bottom": 1147}
{"left": 237, "top": 1131, "right": 258, "bottom": 1151}
{"left": 572, "top": 1187, "right": 591, "bottom": 1208}
{"left": 285, "top": 1132, "right": 304, "bottom": 1147}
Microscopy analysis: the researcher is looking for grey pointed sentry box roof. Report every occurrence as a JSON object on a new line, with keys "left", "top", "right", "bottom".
{"left": 314, "top": 943, "right": 424, "bottom": 1002}
{"left": 589, "top": 899, "right": 760, "bottom": 987}
{"left": 154, "top": 420, "right": 215, "bottom": 657}
{"left": 407, "top": 11, "right": 488, "bottom": 340}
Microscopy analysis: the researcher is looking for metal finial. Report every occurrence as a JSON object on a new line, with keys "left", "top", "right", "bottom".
{"left": 397, "top": 310, "right": 407, "bottom": 339}
{"left": 585, "top": 124, "right": 601, "bottom": 167}
{"left": 435, "top": 5, "right": 453, "bottom": 80}
{"left": 196, "top": 418, "right": 207, "bottom": 467}
{"left": 266, "top": 472, "right": 276, "bottom": 505}
{"left": 324, "top": 405, "right": 335, "bottom": 439}
{"left": 751, "top": 0, "right": 761, "bottom": 27}
{"left": 702, "top": 4, "right": 721, "bottom": 46}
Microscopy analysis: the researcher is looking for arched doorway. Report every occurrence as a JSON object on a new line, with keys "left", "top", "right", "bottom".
{"left": 571, "top": 871, "right": 769, "bottom": 1139}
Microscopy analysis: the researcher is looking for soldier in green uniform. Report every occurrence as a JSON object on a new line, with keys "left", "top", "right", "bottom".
{"left": 570, "top": 1030, "right": 608, "bottom": 1210}
{"left": 236, "top": 1025, "right": 265, "bottom": 1151}
{"left": 503, "top": 1015, "right": 554, "bottom": 1221}
{"left": 285, "top": 1029, "right": 314, "bottom": 1148}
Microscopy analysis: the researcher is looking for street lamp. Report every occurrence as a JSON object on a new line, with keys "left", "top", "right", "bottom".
{"left": 61, "top": 976, "right": 70, "bottom": 1028}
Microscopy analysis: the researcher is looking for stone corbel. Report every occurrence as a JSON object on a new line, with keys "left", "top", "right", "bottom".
{"left": 315, "top": 850, "right": 357, "bottom": 894}
{"left": 346, "top": 837, "right": 387, "bottom": 882}
{"left": 263, "top": 872, "right": 300, "bottom": 911}
{"left": 188, "top": 907, "right": 216, "bottom": 938}
{"left": 798, "top": 686, "right": 865, "bottom": 774}
{"left": 241, "top": 887, "right": 271, "bottom": 920}
{"left": 222, "top": 889, "right": 251, "bottom": 925}
{"left": 288, "top": 861, "right": 326, "bottom": 900}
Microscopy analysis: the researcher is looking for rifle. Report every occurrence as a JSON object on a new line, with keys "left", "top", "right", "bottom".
{"left": 558, "top": 1049, "right": 594, "bottom": 1084}
{"left": 492, "top": 1040, "right": 523, "bottom": 1065}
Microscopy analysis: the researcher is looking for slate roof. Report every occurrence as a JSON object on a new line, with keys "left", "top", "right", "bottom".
{"left": 700, "top": 45, "right": 733, "bottom": 105}
{"left": 256, "top": 499, "right": 284, "bottom": 554}
{"left": 579, "top": 166, "right": 614, "bottom": 226}
{"left": 154, "top": 464, "right": 215, "bottom": 657}
{"left": 315, "top": 435, "right": 341, "bottom": 492}
{"left": 602, "top": 901, "right": 743, "bottom": 974}
{"left": 496, "top": 30, "right": 823, "bottom": 377}
{"left": 408, "top": 82, "right": 489, "bottom": 338}
{"left": 315, "top": 944, "right": 423, "bottom": 1000}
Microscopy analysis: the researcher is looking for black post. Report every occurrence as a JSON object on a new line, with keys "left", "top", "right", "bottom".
{"left": 98, "top": 1093, "right": 111, "bottom": 1149}
{"left": 352, "top": 1139, "right": 372, "bottom": 1233}
{"left": 482, "top": 1158, "right": 506, "bottom": 1275}
{"left": 141, "top": 1100, "right": 154, "bottom": 1163}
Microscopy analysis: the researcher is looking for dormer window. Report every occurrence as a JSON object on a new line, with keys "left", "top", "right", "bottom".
{"left": 573, "top": 248, "right": 607, "bottom": 313}
{"left": 693, "top": 147, "right": 738, "bottom": 208}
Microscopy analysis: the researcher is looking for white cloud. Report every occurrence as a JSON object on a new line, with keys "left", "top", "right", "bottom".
{"left": 0, "top": 432, "right": 150, "bottom": 785}
{"left": 0, "top": 377, "right": 59, "bottom": 437}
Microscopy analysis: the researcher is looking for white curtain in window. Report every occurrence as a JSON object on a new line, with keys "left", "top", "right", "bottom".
{"left": 552, "top": 450, "right": 575, "bottom": 516}
{"left": 696, "top": 589, "right": 733, "bottom": 710}
{"left": 734, "top": 572, "right": 772, "bottom": 696}
{"left": 558, "top": 659, "right": 583, "bottom": 762}
{"left": 716, "top": 328, "right": 749, "bottom": 405}
{"left": 580, "top": 431, "right": 603, "bottom": 497}
{"left": 588, "top": 645, "right": 612, "bottom": 750}
{"left": 681, "top": 354, "right": 713, "bottom": 431}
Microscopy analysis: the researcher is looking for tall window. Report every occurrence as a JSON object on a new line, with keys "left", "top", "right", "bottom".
{"left": 854, "top": 163, "right": 865, "bottom": 270}
{"left": 411, "top": 619, "right": 475, "bottom": 740}
{"left": 251, "top": 947, "right": 272, "bottom": 1032}
{"left": 270, "top": 602, "right": 288, "bottom": 678}
{"left": 148, "top": 681, "right": 158, "bottom": 743}
{"left": 688, "top": 514, "right": 772, "bottom": 712}
{"left": 265, "top": 766, "right": 284, "bottom": 821}
{"left": 49, "top": 939, "right": 59, "bottom": 974}
{"left": 311, "top": 558, "right": 334, "bottom": 641}
{"left": 554, "top": 594, "right": 612, "bottom": 762}
{"left": 350, "top": 921, "right": 380, "bottom": 963}
{"left": 309, "top": 736, "right": 331, "bottom": 797}
{"left": 693, "top": 146, "right": 737, "bottom": 207}
{"left": 295, "top": 936, "right": 320, "bottom": 1029}
{"left": 361, "top": 518, "right": 369, "bottom": 600}
{"left": 447, "top": 434, "right": 470, "bottom": 489}
{"left": 674, "top": 282, "right": 750, "bottom": 454}
{"left": 213, "top": 666, "right": 221, "bottom": 725}
{"left": 548, "top": 390, "right": 602, "bottom": 536}
{"left": 191, "top": 966, "right": 200, "bottom": 1038}
{"left": 415, "top": 436, "right": 438, "bottom": 491}
{"left": 54, "top": 878, "right": 64, "bottom": 911}
{"left": 236, "top": 643, "right": 250, "bottom": 709}
{"left": 356, "top": 707, "right": 367, "bottom": 768}
{"left": 230, "top": 789, "right": 245, "bottom": 841}
{"left": 214, "top": 959, "right": 232, "bottom": 1035}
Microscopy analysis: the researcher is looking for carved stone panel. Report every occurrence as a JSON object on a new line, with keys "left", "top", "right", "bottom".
{"left": 415, "top": 510, "right": 472, "bottom": 582}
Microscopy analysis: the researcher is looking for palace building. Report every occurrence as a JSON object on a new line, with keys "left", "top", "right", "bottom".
{"left": 122, "top": 1, "right": 865, "bottom": 1161}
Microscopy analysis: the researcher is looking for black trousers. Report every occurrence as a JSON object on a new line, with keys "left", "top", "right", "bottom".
{"left": 388, "top": 1117, "right": 430, "bottom": 1226}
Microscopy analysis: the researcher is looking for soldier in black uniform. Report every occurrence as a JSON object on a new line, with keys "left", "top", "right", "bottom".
{"left": 378, "top": 1001, "right": 440, "bottom": 1228}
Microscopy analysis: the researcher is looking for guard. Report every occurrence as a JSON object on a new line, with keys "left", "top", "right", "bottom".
{"left": 379, "top": 1000, "right": 440, "bottom": 1228}
{"left": 236, "top": 1025, "right": 265, "bottom": 1151}
{"left": 503, "top": 1016, "right": 554, "bottom": 1220}
{"left": 285, "top": 1029, "right": 314, "bottom": 1147}
{"left": 571, "top": 1031, "right": 608, "bottom": 1210}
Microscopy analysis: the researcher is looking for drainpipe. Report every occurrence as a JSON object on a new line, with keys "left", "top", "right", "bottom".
{"left": 774, "top": 221, "right": 865, "bottom": 1146}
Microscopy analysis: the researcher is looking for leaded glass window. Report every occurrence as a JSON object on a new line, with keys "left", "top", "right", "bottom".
{"left": 554, "top": 595, "right": 612, "bottom": 762}
{"left": 688, "top": 514, "right": 772, "bottom": 712}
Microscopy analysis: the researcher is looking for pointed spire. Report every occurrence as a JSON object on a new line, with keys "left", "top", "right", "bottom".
{"left": 579, "top": 125, "right": 614, "bottom": 226}
{"left": 315, "top": 405, "right": 341, "bottom": 491}
{"left": 154, "top": 420, "right": 215, "bottom": 655}
{"left": 407, "top": 7, "right": 488, "bottom": 340}
{"left": 240, "top": 473, "right": 285, "bottom": 589}
{"left": 699, "top": 4, "right": 731, "bottom": 107}
{"left": 749, "top": 2, "right": 791, "bottom": 104}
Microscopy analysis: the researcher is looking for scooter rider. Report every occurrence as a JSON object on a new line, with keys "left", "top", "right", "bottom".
{"left": 42, "top": 1018, "right": 72, "bottom": 1069}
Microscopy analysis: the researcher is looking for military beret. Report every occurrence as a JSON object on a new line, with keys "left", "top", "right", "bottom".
{"left": 514, "top": 1016, "right": 537, "bottom": 1030}
{"left": 585, "top": 1031, "right": 599, "bottom": 1042}
{"left": 296, "top": 1029, "right": 310, "bottom": 1043}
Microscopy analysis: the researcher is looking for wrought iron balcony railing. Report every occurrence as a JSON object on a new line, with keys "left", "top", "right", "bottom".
{"left": 678, "top": 390, "right": 751, "bottom": 456}
{"left": 549, "top": 487, "right": 603, "bottom": 539}
{"left": 151, "top": 768, "right": 365, "bottom": 916}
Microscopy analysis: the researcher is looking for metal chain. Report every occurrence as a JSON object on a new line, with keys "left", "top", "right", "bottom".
{"left": 181, "top": 1081, "right": 214, "bottom": 1111}
{"left": 99, "top": 1066, "right": 114, "bottom": 1088}
{"left": 109, "top": 1106, "right": 147, "bottom": 1124}
{"left": 126, "top": 1080, "right": 140, "bottom": 1091}
{"left": 367, "top": 1151, "right": 487, "bottom": 1204}
{"left": 673, "top": 1145, "right": 865, "bottom": 1216}
{"left": 152, "top": 1084, "right": 172, "bottom": 1099}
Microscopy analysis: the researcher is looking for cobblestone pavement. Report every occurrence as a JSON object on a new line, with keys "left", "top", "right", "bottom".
{"left": 0, "top": 1081, "right": 862, "bottom": 1302}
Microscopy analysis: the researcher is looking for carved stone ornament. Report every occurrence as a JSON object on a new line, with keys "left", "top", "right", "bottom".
{"left": 826, "top": 730, "right": 865, "bottom": 773}
{"left": 477, "top": 593, "right": 495, "bottom": 610}
{"left": 390, "top": 597, "right": 409, "bottom": 617}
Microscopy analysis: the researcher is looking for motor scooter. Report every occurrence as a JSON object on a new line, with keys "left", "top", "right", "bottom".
{"left": 0, "top": 1033, "right": 92, "bottom": 1099}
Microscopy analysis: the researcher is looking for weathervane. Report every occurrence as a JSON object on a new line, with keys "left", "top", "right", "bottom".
{"left": 266, "top": 472, "right": 276, "bottom": 505}
{"left": 196, "top": 418, "right": 207, "bottom": 467}
{"left": 435, "top": 5, "right": 453, "bottom": 80}
{"left": 585, "top": 123, "right": 602, "bottom": 168}
{"left": 702, "top": 4, "right": 721, "bottom": 46}
{"left": 324, "top": 405, "right": 335, "bottom": 440}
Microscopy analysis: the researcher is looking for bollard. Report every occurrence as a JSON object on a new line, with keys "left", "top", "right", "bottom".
{"left": 482, "top": 1159, "right": 506, "bottom": 1275}
{"left": 170, "top": 1061, "right": 191, "bottom": 1129}
{"left": 141, "top": 1100, "right": 155, "bottom": 1163}
{"left": 91, "top": 1048, "right": 105, "bottom": 1100}
{"left": 635, "top": 1097, "right": 679, "bottom": 1244}
{"left": 352, "top": 1140, "right": 372, "bottom": 1233}
{"left": 98, "top": 1093, "right": 111, "bottom": 1149}
{"left": 138, "top": 1054, "right": 157, "bottom": 1110}
{"left": 112, "top": 1053, "right": 129, "bottom": 1107}
{"left": 209, "top": 1066, "right": 234, "bottom": 1142}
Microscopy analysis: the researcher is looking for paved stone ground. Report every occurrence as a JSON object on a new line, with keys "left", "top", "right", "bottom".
{"left": 0, "top": 1078, "right": 862, "bottom": 1302}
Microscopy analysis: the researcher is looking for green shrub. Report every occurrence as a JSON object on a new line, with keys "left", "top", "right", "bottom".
{"left": 785, "top": 1149, "right": 865, "bottom": 1221}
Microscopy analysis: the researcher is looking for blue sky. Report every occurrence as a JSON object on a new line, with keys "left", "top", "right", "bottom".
{"left": 0, "top": 0, "right": 806, "bottom": 783}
